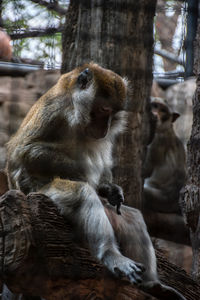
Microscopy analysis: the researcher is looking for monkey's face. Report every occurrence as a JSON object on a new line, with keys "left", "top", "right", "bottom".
{"left": 72, "top": 64, "right": 128, "bottom": 139}
{"left": 151, "top": 100, "right": 179, "bottom": 130}
{"left": 150, "top": 97, "right": 179, "bottom": 130}
{"left": 151, "top": 102, "right": 170, "bottom": 123}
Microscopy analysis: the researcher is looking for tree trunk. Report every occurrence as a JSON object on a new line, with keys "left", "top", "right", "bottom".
{"left": 180, "top": 18, "right": 200, "bottom": 281}
{"left": 62, "top": 0, "right": 156, "bottom": 208}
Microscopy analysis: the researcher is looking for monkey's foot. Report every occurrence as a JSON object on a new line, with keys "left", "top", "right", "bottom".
{"left": 141, "top": 281, "right": 187, "bottom": 300}
{"left": 103, "top": 253, "right": 145, "bottom": 284}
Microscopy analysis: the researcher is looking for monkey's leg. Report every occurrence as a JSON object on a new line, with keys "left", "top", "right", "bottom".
{"left": 104, "top": 204, "right": 158, "bottom": 282}
{"left": 40, "top": 178, "right": 144, "bottom": 284}
{"left": 103, "top": 204, "right": 186, "bottom": 300}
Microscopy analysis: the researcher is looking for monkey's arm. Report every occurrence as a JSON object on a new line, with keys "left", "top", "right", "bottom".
{"left": 21, "top": 142, "right": 85, "bottom": 181}
{"left": 98, "top": 168, "right": 124, "bottom": 214}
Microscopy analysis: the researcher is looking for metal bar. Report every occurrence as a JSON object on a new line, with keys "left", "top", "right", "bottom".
{"left": 0, "top": 61, "right": 42, "bottom": 76}
{"left": 154, "top": 48, "right": 185, "bottom": 66}
{"left": 185, "top": 0, "right": 198, "bottom": 78}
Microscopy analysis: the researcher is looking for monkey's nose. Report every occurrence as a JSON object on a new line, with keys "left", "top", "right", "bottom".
{"left": 99, "top": 106, "right": 112, "bottom": 116}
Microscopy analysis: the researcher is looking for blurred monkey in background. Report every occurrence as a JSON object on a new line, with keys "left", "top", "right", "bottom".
{"left": 143, "top": 97, "right": 186, "bottom": 214}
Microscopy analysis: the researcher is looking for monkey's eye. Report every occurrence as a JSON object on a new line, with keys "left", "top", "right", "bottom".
{"left": 160, "top": 108, "right": 167, "bottom": 113}
{"left": 77, "top": 68, "right": 93, "bottom": 89}
{"left": 151, "top": 103, "right": 158, "bottom": 109}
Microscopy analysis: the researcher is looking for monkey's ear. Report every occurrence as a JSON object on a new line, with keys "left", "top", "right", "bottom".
{"left": 77, "top": 68, "right": 93, "bottom": 89}
{"left": 172, "top": 112, "right": 180, "bottom": 122}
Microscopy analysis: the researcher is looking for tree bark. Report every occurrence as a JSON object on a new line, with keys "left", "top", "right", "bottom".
{"left": 61, "top": 0, "right": 156, "bottom": 208}
{"left": 0, "top": 189, "right": 199, "bottom": 300}
{"left": 180, "top": 17, "right": 200, "bottom": 282}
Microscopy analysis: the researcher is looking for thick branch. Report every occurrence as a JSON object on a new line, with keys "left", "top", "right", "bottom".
{"left": 0, "top": 188, "right": 198, "bottom": 299}
{"left": 10, "top": 26, "right": 64, "bottom": 40}
{"left": 30, "top": 0, "right": 67, "bottom": 15}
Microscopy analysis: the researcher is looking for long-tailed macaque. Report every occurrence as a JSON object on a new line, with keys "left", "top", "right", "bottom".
{"left": 6, "top": 64, "right": 186, "bottom": 299}
{"left": 143, "top": 97, "right": 186, "bottom": 214}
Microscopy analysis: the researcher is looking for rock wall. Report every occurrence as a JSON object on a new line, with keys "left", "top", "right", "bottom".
{"left": 0, "top": 70, "right": 60, "bottom": 169}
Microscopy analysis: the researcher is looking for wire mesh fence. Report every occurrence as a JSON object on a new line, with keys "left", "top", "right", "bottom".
{"left": 0, "top": 0, "right": 196, "bottom": 83}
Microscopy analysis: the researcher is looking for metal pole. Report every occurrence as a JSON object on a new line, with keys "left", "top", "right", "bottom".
{"left": 185, "top": 0, "right": 198, "bottom": 78}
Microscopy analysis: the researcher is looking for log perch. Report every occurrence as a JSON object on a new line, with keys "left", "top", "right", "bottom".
{"left": 0, "top": 190, "right": 156, "bottom": 300}
{"left": 0, "top": 183, "right": 199, "bottom": 299}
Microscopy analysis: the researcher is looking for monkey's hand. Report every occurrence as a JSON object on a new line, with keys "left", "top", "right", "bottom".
{"left": 98, "top": 183, "right": 124, "bottom": 215}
